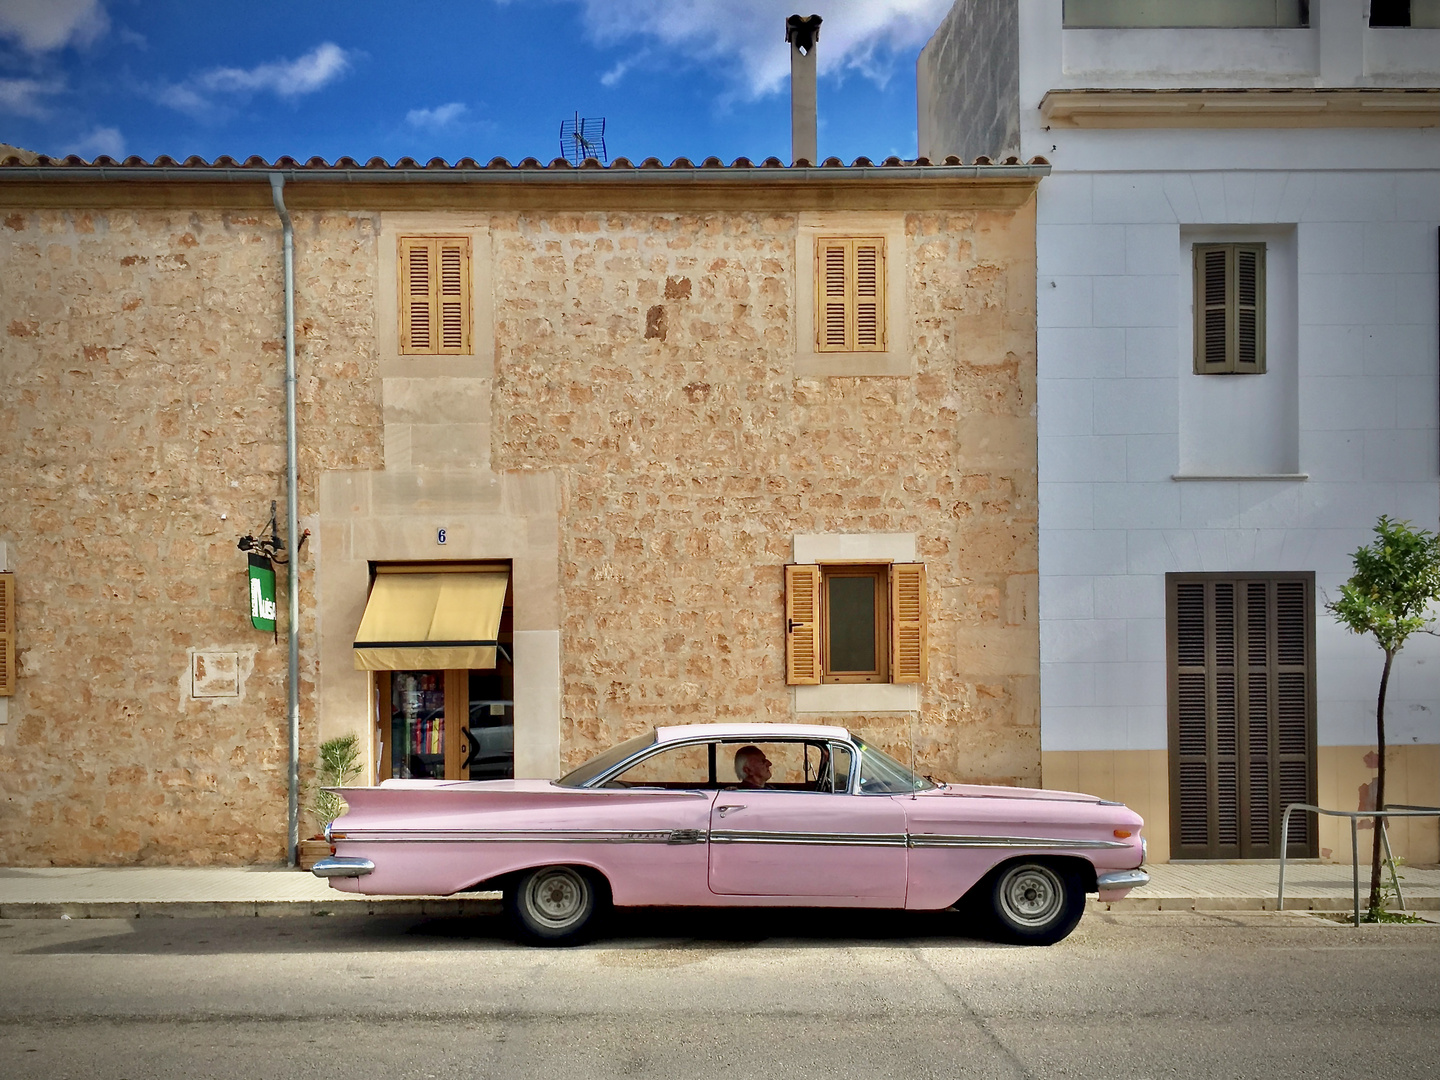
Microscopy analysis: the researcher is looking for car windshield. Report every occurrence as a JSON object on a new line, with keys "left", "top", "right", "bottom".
{"left": 554, "top": 733, "right": 655, "bottom": 788}
{"left": 853, "top": 736, "right": 936, "bottom": 793}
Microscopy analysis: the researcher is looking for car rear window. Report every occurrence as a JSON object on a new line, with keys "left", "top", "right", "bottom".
{"left": 554, "top": 733, "right": 655, "bottom": 788}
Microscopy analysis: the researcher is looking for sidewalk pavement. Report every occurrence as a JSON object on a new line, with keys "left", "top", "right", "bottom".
{"left": 0, "top": 861, "right": 1435, "bottom": 920}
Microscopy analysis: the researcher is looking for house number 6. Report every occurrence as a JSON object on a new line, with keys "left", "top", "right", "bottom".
{"left": 437, "top": 528, "right": 447, "bottom": 545}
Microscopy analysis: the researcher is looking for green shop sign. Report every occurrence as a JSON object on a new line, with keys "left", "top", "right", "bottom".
{"left": 247, "top": 554, "right": 277, "bottom": 632}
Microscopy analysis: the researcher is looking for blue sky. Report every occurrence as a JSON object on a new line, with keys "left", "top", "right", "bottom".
{"left": 0, "top": 0, "right": 954, "bottom": 165}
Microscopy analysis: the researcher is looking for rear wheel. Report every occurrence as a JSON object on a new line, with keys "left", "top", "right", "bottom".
{"left": 506, "top": 866, "right": 603, "bottom": 946}
{"left": 987, "top": 861, "right": 1085, "bottom": 946}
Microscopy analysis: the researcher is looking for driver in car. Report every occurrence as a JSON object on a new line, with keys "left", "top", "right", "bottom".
{"left": 733, "top": 745, "right": 772, "bottom": 789}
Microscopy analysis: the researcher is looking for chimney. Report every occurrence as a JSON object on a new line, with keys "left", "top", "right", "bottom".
{"left": 786, "top": 14, "right": 822, "bottom": 165}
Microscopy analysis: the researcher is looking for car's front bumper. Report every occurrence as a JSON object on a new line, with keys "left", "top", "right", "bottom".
{"left": 311, "top": 856, "right": 375, "bottom": 879}
{"left": 1095, "top": 868, "right": 1149, "bottom": 900}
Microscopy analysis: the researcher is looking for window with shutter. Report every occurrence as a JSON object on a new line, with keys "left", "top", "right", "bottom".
{"left": 784, "top": 562, "right": 926, "bottom": 687}
{"left": 1192, "top": 243, "right": 1265, "bottom": 375}
{"left": 815, "top": 237, "right": 886, "bottom": 353}
{"left": 0, "top": 572, "right": 14, "bottom": 696}
{"left": 1167, "top": 573, "right": 1314, "bottom": 859}
{"left": 399, "top": 236, "right": 472, "bottom": 355}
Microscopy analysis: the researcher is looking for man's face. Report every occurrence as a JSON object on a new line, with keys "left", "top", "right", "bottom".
{"left": 743, "top": 751, "right": 772, "bottom": 785}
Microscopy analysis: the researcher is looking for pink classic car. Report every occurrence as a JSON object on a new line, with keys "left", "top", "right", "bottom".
{"left": 315, "top": 722, "right": 1147, "bottom": 945}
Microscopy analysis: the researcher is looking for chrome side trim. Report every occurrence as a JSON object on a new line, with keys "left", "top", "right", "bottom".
{"left": 312, "top": 856, "right": 375, "bottom": 878}
{"left": 1096, "top": 869, "right": 1150, "bottom": 891}
{"left": 334, "top": 829, "right": 686, "bottom": 844}
{"left": 908, "top": 834, "right": 1131, "bottom": 850}
{"left": 334, "top": 828, "right": 1132, "bottom": 851}
{"left": 710, "top": 829, "right": 908, "bottom": 847}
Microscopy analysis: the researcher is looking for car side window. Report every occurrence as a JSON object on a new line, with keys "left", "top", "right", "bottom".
{"left": 829, "top": 744, "right": 853, "bottom": 793}
{"left": 603, "top": 743, "right": 710, "bottom": 788}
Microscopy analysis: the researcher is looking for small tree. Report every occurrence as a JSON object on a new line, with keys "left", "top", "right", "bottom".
{"left": 1326, "top": 516, "right": 1440, "bottom": 916}
{"left": 307, "top": 733, "right": 362, "bottom": 837}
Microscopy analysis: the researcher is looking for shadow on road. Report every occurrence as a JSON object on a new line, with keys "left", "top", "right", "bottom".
{"left": 12, "top": 905, "right": 1005, "bottom": 957}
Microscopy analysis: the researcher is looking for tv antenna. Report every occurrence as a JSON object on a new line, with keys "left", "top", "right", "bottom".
{"left": 560, "top": 112, "right": 608, "bottom": 165}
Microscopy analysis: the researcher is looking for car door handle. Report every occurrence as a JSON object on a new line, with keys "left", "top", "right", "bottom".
{"left": 716, "top": 804, "right": 745, "bottom": 816}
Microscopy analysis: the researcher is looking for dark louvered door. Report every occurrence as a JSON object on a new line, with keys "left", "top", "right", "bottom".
{"left": 1168, "top": 574, "right": 1315, "bottom": 859}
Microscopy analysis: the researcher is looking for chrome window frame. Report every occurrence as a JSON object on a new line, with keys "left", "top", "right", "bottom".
{"left": 579, "top": 733, "right": 862, "bottom": 794}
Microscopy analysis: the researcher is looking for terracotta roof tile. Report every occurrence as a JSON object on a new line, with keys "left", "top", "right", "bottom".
{"left": 0, "top": 152, "right": 1052, "bottom": 171}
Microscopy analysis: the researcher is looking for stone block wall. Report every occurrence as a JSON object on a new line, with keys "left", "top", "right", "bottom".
{"left": 0, "top": 207, "right": 382, "bottom": 863}
{"left": 488, "top": 206, "right": 1039, "bottom": 783}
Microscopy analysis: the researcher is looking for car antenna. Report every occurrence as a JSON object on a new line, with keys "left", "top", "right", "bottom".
{"left": 909, "top": 709, "right": 918, "bottom": 799}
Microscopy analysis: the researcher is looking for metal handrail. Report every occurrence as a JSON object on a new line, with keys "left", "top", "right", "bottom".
{"left": 1278, "top": 804, "right": 1440, "bottom": 926}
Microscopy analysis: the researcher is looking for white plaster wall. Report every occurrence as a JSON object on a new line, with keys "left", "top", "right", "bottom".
{"left": 1019, "top": 0, "right": 1440, "bottom": 755}
{"left": 1036, "top": 164, "right": 1440, "bottom": 753}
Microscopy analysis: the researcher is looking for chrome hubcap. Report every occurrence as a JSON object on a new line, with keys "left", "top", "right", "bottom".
{"left": 999, "top": 864, "right": 1065, "bottom": 927}
{"left": 526, "top": 869, "right": 588, "bottom": 928}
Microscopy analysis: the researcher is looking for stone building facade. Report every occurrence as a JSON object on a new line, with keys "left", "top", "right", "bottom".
{"left": 0, "top": 157, "right": 1045, "bottom": 865}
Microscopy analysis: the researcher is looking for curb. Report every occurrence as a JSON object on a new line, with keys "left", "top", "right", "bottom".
{"left": 1090, "top": 896, "right": 1440, "bottom": 913}
{"left": 5, "top": 895, "right": 1433, "bottom": 919}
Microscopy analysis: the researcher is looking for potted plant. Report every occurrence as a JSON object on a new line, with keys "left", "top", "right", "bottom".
{"left": 299, "top": 732, "right": 362, "bottom": 870}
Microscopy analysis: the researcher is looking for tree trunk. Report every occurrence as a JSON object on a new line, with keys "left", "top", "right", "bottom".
{"left": 1368, "top": 649, "right": 1395, "bottom": 914}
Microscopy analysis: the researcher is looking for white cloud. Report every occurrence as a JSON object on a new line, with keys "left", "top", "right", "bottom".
{"left": 153, "top": 42, "right": 355, "bottom": 117}
{"left": 197, "top": 42, "right": 353, "bottom": 98}
{"left": 0, "top": 75, "right": 60, "bottom": 116}
{"left": 153, "top": 81, "right": 210, "bottom": 117}
{"left": 0, "top": 0, "right": 108, "bottom": 52}
{"left": 566, "top": 0, "right": 952, "bottom": 98}
{"left": 406, "top": 101, "right": 468, "bottom": 129}
{"left": 66, "top": 124, "right": 123, "bottom": 159}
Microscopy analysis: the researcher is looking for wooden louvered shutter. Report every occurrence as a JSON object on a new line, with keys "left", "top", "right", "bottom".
{"left": 399, "top": 237, "right": 435, "bottom": 353}
{"left": 437, "top": 239, "right": 471, "bottom": 353}
{"left": 815, "top": 237, "right": 886, "bottom": 352}
{"left": 1194, "top": 245, "right": 1231, "bottom": 374}
{"left": 1233, "top": 244, "right": 1265, "bottom": 373}
{"left": 1193, "top": 243, "right": 1265, "bottom": 374}
{"left": 889, "top": 563, "right": 927, "bottom": 683}
{"left": 1273, "top": 579, "right": 1312, "bottom": 854}
{"left": 816, "top": 240, "right": 850, "bottom": 351}
{"left": 854, "top": 241, "right": 885, "bottom": 350}
{"left": 785, "top": 564, "right": 822, "bottom": 686}
{"left": 399, "top": 236, "right": 471, "bottom": 355}
{"left": 1243, "top": 581, "right": 1272, "bottom": 852}
{"left": 1170, "top": 574, "right": 1314, "bottom": 860}
{"left": 0, "top": 573, "right": 14, "bottom": 696}
{"left": 1170, "top": 578, "right": 1240, "bottom": 858}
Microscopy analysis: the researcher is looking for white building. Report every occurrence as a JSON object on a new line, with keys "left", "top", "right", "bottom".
{"left": 920, "top": 0, "right": 1439, "bottom": 863}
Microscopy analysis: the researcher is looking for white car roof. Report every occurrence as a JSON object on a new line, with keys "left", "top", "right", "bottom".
{"left": 654, "top": 722, "right": 852, "bottom": 744}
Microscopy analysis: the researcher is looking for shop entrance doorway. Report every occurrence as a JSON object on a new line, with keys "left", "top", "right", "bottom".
{"left": 376, "top": 666, "right": 514, "bottom": 781}
{"left": 353, "top": 561, "right": 515, "bottom": 783}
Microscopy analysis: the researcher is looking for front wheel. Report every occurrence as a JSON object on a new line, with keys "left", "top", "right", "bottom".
{"left": 506, "top": 866, "right": 603, "bottom": 946}
{"left": 987, "top": 861, "right": 1085, "bottom": 946}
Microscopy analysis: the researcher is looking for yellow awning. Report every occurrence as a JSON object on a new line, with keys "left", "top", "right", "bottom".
{"left": 353, "top": 571, "right": 508, "bottom": 671}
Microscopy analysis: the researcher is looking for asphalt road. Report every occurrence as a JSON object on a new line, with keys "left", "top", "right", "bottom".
{"left": 0, "top": 907, "right": 1436, "bottom": 1080}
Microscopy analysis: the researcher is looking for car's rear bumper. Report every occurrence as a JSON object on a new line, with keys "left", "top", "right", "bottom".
{"left": 311, "top": 856, "right": 375, "bottom": 879}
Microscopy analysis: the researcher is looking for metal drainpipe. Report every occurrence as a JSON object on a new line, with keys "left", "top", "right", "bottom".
{"left": 269, "top": 174, "right": 301, "bottom": 868}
